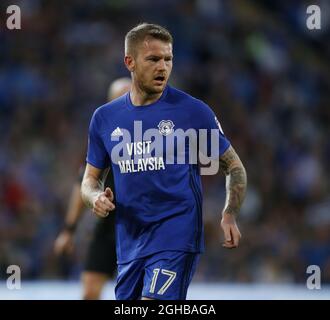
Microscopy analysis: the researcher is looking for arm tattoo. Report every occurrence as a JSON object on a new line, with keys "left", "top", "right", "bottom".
{"left": 219, "top": 146, "right": 247, "bottom": 216}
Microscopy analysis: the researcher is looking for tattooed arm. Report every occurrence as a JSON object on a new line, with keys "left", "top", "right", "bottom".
{"left": 219, "top": 145, "right": 247, "bottom": 248}
{"left": 219, "top": 145, "right": 247, "bottom": 216}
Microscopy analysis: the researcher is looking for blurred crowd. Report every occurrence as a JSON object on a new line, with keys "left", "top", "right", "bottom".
{"left": 1, "top": 0, "right": 330, "bottom": 283}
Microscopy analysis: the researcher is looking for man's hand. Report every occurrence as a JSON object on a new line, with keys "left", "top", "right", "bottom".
{"left": 221, "top": 213, "right": 241, "bottom": 249}
{"left": 93, "top": 187, "right": 115, "bottom": 218}
{"left": 54, "top": 230, "right": 74, "bottom": 255}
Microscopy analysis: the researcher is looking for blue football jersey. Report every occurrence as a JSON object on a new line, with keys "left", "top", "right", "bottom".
{"left": 87, "top": 86, "right": 230, "bottom": 264}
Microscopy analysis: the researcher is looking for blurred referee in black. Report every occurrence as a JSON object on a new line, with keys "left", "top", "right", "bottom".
{"left": 54, "top": 78, "right": 131, "bottom": 299}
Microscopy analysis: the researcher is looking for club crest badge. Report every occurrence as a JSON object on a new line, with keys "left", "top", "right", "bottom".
{"left": 158, "top": 120, "right": 175, "bottom": 136}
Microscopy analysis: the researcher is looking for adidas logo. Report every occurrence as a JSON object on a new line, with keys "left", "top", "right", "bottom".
{"left": 111, "top": 127, "right": 123, "bottom": 137}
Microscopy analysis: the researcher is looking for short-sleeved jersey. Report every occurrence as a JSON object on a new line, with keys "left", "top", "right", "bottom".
{"left": 87, "top": 86, "right": 230, "bottom": 264}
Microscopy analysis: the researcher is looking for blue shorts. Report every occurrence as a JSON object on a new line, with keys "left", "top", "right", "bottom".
{"left": 115, "top": 251, "right": 200, "bottom": 300}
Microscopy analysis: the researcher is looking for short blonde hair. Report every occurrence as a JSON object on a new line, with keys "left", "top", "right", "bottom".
{"left": 125, "top": 23, "right": 173, "bottom": 56}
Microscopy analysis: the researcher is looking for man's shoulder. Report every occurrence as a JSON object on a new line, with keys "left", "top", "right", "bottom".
{"left": 167, "top": 86, "right": 208, "bottom": 109}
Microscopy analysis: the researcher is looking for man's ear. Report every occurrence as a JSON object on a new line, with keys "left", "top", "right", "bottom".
{"left": 124, "top": 55, "right": 135, "bottom": 72}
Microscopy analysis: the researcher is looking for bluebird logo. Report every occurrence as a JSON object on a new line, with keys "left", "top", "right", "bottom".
{"left": 158, "top": 120, "right": 175, "bottom": 136}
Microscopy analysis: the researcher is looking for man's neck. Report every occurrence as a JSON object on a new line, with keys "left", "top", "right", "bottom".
{"left": 130, "top": 84, "right": 163, "bottom": 106}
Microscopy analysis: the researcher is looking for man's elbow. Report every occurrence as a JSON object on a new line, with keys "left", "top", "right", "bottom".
{"left": 237, "top": 161, "right": 247, "bottom": 177}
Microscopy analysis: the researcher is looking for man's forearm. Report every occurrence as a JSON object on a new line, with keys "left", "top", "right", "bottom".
{"left": 223, "top": 165, "right": 247, "bottom": 216}
{"left": 219, "top": 146, "right": 247, "bottom": 217}
{"left": 81, "top": 176, "right": 104, "bottom": 209}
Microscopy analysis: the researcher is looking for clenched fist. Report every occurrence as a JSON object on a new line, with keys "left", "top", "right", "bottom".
{"left": 221, "top": 213, "right": 241, "bottom": 249}
{"left": 93, "top": 187, "right": 115, "bottom": 218}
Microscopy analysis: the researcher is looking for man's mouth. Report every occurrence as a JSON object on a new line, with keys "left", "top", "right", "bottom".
{"left": 154, "top": 75, "right": 165, "bottom": 82}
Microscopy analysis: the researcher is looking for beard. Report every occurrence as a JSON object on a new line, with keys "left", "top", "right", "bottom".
{"left": 138, "top": 78, "right": 166, "bottom": 95}
{"left": 133, "top": 66, "right": 169, "bottom": 95}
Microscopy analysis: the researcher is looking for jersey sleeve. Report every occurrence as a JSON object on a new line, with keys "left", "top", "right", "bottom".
{"left": 86, "top": 110, "right": 110, "bottom": 169}
{"left": 194, "top": 101, "right": 230, "bottom": 159}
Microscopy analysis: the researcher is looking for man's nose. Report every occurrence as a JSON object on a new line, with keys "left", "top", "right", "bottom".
{"left": 156, "top": 59, "right": 166, "bottom": 70}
